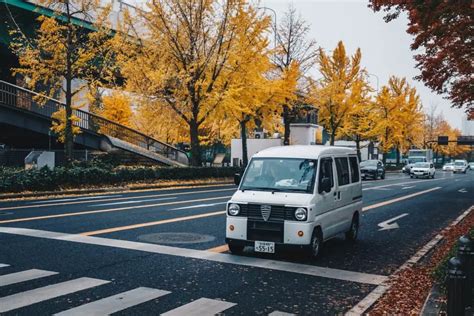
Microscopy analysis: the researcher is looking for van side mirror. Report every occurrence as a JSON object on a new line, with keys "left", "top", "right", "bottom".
{"left": 319, "top": 177, "right": 331, "bottom": 194}
{"left": 234, "top": 173, "right": 241, "bottom": 186}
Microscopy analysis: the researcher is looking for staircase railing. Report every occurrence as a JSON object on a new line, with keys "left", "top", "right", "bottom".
{"left": 0, "top": 80, "right": 189, "bottom": 165}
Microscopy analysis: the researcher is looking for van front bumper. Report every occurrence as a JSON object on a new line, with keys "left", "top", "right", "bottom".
{"left": 226, "top": 216, "right": 314, "bottom": 246}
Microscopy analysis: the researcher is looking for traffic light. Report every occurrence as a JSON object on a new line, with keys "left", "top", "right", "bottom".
{"left": 457, "top": 136, "right": 474, "bottom": 145}
{"left": 438, "top": 136, "right": 449, "bottom": 145}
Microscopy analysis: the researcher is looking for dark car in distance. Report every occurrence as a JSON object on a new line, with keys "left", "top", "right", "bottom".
{"left": 360, "top": 160, "right": 385, "bottom": 180}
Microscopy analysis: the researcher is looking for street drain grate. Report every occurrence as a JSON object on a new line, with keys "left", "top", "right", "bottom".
{"left": 138, "top": 232, "right": 216, "bottom": 244}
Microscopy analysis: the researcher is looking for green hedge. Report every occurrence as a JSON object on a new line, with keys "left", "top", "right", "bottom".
{"left": 0, "top": 165, "right": 238, "bottom": 193}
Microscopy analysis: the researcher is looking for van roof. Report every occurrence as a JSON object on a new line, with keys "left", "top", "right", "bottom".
{"left": 253, "top": 145, "right": 356, "bottom": 159}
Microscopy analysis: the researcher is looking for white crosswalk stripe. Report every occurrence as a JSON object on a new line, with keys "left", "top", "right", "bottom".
{"left": 0, "top": 277, "right": 110, "bottom": 313}
{"left": 268, "top": 312, "right": 296, "bottom": 316}
{"left": 162, "top": 298, "right": 236, "bottom": 316}
{"left": 54, "top": 287, "right": 170, "bottom": 316}
{"left": 0, "top": 263, "right": 9, "bottom": 268}
{"left": 0, "top": 269, "right": 58, "bottom": 287}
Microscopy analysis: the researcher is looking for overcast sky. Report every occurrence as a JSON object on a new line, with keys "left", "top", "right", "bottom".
{"left": 129, "top": 0, "right": 466, "bottom": 129}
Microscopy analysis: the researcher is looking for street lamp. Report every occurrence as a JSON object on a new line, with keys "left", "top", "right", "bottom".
{"left": 257, "top": 6, "right": 277, "bottom": 49}
{"left": 368, "top": 73, "right": 380, "bottom": 92}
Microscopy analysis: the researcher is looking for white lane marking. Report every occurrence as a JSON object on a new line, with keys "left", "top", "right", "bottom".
{"left": 371, "top": 188, "right": 391, "bottom": 191}
{"left": 458, "top": 188, "right": 467, "bottom": 193}
{"left": 54, "top": 287, "right": 170, "bottom": 316}
{"left": 162, "top": 298, "right": 236, "bottom": 316}
{"left": 0, "top": 188, "right": 236, "bottom": 211}
{"left": 402, "top": 186, "right": 415, "bottom": 190}
{"left": 170, "top": 202, "right": 228, "bottom": 211}
{"left": 0, "top": 269, "right": 58, "bottom": 287}
{"left": 90, "top": 197, "right": 176, "bottom": 207}
{"left": 377, "top": 213, "right": 409, "bottom": 231}
{"left": 363, "top": 187, "right": 442, "bottom": 212}
{"left": 0, "top": 264, "right": 9, "bottom": 268}
{"left": 0, "top": 277, "right": 110, "bottom": 313}
{"left": 0, "top": 196, "right": 232, "bottom": 225}
{"left": 269, "top": 311, "right": 296, "bottom": 316}
{"left": 362, "top": 178, "right": 443, "bottom": 191}
{"left": 0, "top": 227, "right": 387, "bottom": 285}
{"left": 346, "top": 205, "right": 474, "bottom": 316}
{"left": 31, "top": 195, "right": 120, "bottom": 204}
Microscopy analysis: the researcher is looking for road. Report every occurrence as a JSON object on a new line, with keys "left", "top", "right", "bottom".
{"left": 0, "top": 171, "right": 472, "bottom": 315}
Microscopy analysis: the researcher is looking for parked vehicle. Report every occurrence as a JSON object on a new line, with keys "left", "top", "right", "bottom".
{"left": 360, "top": 160, "right": 385, "bottom": 180}
{"left": 227, "top": 145, "right": 362, "bottom": 258}
{"left": 453, "top": 160, "right": 468, "bottom": 174}
{"left": 410, "top": 162, "right": 435, "bottom": 179}
{"left": 442, "top": 163, "right": 454, "bottom": 171}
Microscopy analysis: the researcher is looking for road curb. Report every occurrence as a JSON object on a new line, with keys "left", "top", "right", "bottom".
{"left": 420, "top": 283, "right": 442, "bottom": 316}
{"left": 0, "top": 180, "right": 234, "bottom": 201}
{"left": 346, "top": 205, "right": 474, "bottom": 315}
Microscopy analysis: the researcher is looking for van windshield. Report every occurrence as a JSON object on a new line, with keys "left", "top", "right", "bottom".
{"left": 408, "top": 157, "right": 426, "bottom": 164}
{"left": 240, "top": 158, "right": 317, "bottom": 193}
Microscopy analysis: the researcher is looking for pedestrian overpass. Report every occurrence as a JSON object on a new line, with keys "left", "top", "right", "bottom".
{"left": 0, "top": 80, "right": 189, "bottom": 166}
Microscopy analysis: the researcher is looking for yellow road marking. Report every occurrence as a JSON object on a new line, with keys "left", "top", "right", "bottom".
{"left": 81, "top": 211, "right": 226, "bottom": 236}
{"left": 362, "top": 187, "right": 441, "bottom": 212}
{"left": 0, "top": 196, "right": 231, "bottom": 224}
{"left": 207, "top": 245, "right": 229, "bottom": 253}
{"left": 0, "top": 187, "right": 235, "bottom": 212}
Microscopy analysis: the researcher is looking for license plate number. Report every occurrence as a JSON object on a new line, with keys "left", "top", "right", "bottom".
{"left": 254, "top": 241, "right": 275, "bottom": 253}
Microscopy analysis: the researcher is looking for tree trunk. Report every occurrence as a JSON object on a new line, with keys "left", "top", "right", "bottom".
{"left": 382, "top": 152, "right": 387, "bottom": 165}
{"left": 240, "top": 120, "right": 248, "bottom": 168}
{"left": 189, "top": 120, "right": 202, "bottom": 167}
{"left": 64, "top": 77, "right": 73, "bottom": 164}
{"left": 330, "top": 131, "right": 336, "bottom": 146}
{"left": 283, "top": 105, "right": 291, "bottom": 145}
{"left": 355, "top": 138, "right": 361, "bottom": 161}
{"left": 396, "top": 147, "right": 401, "bottom": 165}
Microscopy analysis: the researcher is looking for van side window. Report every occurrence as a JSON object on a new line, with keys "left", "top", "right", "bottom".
{"left": 335, "top": 157, "right": 350, "bottom": 186}
{"left": 319, "top": 158, "right": 334, "bottom": 189}
{"left": 349, "top": 157, "right": 360, "bottom": 183}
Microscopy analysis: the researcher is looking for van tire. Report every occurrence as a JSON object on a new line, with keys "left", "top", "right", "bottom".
{"left": 228, "top": 244, "right": 244, "bottom": 255}
{"left": 308, "top": 228, "right": 323, "bottom": 259}
{"left": 381, "top": 173, "right": 385, "bottom": 180}
{"left": 345, "top": 213, "right": 359, "bottom": 242}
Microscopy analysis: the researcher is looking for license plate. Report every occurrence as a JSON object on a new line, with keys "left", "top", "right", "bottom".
{"left": 254, "top": 241, "right": 275, "bottom": 253}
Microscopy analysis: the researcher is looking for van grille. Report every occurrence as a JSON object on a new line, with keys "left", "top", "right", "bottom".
{"left": 239, "top": 204, "right": 296, "bottom": 222}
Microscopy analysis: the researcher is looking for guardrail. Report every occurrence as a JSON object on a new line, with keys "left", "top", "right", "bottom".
{"left": 0, "top": 80, "right": 189, "bottom": 165}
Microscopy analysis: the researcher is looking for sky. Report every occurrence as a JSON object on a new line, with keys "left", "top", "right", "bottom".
{"left": 128, "top": 0, "right": 467, "bottom": 129}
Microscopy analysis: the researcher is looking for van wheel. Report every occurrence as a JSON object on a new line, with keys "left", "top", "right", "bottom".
{"left": 381, "top": 173, "right": 385, "bottom": 180}
{"left": 228, "top": 244, "right": 244, "bottom": 255}
{"left": 308, "top": 229, "right": 323, "bottom": 259}
{"left": 345, "top": 214, "right": 359, "bottom": 242}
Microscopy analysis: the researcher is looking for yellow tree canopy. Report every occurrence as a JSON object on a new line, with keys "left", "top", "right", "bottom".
{"left": 313, "top": 41, "right": 366, "bottom": 145}
{"left": 100, "top": 92, "right": 133, "bottom": 127}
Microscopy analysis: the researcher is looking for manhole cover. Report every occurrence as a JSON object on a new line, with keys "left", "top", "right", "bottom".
{"left": 138, "top": 232, "right": 216, "bottom": 244}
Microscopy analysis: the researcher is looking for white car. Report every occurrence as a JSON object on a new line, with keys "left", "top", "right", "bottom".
{"left": 410, "top": 162, "right": 435, "bottom": 179}
{"left": 453, "top": 160, "right": 468, "bottom": 174}
{"left": 442, "top": 163, "right": 454, "bottom": 171}
{"left": 469, "top": 162, "right": 474, "bottom": 170}
{"left": 227, "top": 145, "right": 362, "bottom": 258}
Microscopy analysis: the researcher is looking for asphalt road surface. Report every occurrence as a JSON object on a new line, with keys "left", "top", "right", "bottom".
{"left": 0, "top": 171, "right": 473, "bottom": 315}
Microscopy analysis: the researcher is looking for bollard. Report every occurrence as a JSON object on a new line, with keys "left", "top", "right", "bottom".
{"left": 458, "top": 235, "right": 474, "bottom": 308}
{"left": 447, "top": 257, "right": 467, "bottom": 316}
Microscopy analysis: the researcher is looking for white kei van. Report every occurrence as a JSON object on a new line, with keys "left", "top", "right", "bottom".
{"left": 226, "top": 145, "right": 362, "bottom": 258}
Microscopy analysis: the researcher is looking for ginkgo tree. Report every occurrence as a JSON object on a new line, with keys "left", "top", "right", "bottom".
{"left": 313, "top": 41, "right": 366, "bottom": 146}
{"left": 10, "top": 0, "right": 115, "bottom": 163}
{"left": 114, "top": 0, "right": 277, "bottom": 166}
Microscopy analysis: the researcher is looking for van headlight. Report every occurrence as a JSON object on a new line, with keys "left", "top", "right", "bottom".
{"left": 294, "top": 208, "right": 307, "bottom": 221}
{"left": 228, "top": 203, "right": 240, "bottom": 216}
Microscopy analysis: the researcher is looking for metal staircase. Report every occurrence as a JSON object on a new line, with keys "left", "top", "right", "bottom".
{"left": 0, "top": 80, "right": 189, "bottom": 166}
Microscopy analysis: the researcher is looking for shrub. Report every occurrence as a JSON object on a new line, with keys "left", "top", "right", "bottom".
{"left": 0, "top": 165, "right": 238, "bottom": 193}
